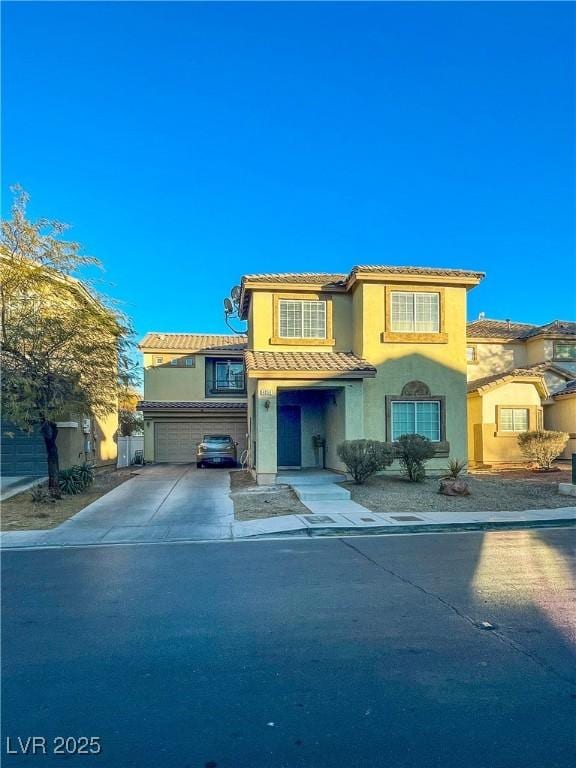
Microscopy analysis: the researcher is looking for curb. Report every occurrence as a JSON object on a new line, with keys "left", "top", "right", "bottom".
{"left": 244, "top": 517, "right": 576, "bottom": 539}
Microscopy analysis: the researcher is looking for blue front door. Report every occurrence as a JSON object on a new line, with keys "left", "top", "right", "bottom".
{"left": 277, "top": 406, "right": 301, "bottom": 467}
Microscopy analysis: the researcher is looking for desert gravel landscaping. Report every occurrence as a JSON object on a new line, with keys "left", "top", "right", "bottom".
{"left": 344, "top": 468, "right": 574, "bottom": 515}
{"left": 1, "top": 467, "right": 135, "bottom": 531}
{"left": 230, "top": 470, "right": 309, "bottom": 521}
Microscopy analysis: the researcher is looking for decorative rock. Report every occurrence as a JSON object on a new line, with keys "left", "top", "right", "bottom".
{"left": 438, "top": 478, "right": 470, "bottom": 497}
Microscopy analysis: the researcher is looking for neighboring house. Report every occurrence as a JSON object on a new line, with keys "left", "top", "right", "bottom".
{"left": 138, "top": 334, "right": 248, "bottom": 463}
{"left": 466, "top": 319, "right": 576, "bottom": 465}
{"left": 240, "top": 265, "right": 484, "bottom": 484}
{"left": 0, "top": 269, "right": 119, "bottom": 477}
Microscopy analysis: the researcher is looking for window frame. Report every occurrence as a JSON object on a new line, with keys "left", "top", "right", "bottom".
{"left": 214, "top": 360, "right": 245, "bottom": 392}
{"left": 466, "top": 344, "right": 478, "bottom": 364}
{"left": 184, "top": 357, "right": 195, "bottom": 367}
{"left": 553, "top": 341, "right": 576, "bottom": 361}
{"left": 385, "top": 394, "right": 448, "bottom": 455}
{"left": 382, "top": 286, "right": 448, "bottom": 344}
{"left": 390, "top": 399, "right": 442, "bottom": 443}
{"left": 271, "top": 293, "right": 335, "bottom": 346}
{"left": 497, "top": 406, "right": 531, "bottom": 434}
{"left": 155, "top": 356, "right": 164, "bottom": 365}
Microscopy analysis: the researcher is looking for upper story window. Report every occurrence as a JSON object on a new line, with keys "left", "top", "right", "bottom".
{"left": 185, "top": 357, "right": 195, "bottom": 367}
{"left": 215, "top": 361, "right": 245, "bottom": 391}
{"left": 554, "top": 342, "right": 576, "bottom": 361}
{"left": 466, "top": 345, "right": 477, "bottom": 363}
{"left": 390, "top": 292, "right": 439, "bottom": 333}
{"left": 155, "top": 356, "right": 164, "bottom": 365}
{"left": 170, "top": 358, "right": 178, "bottom": 366}
{"left": 278, "top": 299, "right": 327, "bottom": 339}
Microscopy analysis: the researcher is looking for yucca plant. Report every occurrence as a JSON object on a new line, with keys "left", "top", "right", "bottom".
{"left": 76, "top": 462, "right": 95, "bottom": 489}
{"left": 445, "top": 458, "right": 467, "bottom": 479}
{"left": 58, "top": 466, "right": 83, "bottom": 495}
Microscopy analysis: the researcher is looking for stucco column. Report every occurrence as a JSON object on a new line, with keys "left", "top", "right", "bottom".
{"left": 343, "top": 381, "right": 364, "bottom": 440}
{"left": 254, "top": 380, "right": 278, "bottom": 484}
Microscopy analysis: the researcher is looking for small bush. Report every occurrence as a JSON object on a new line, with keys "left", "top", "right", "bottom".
{"left": 30, "top": 484, "right": 55, "bottom": 504}
{"left": 58, "top": 466, "right": 83, "bottom": 495}
{"left": 517, "top": 430, "right": 568, "bottom": 470}
{"left": 76, "top": 462, "right": 95, "bottom": 489}
{"left": 337, "top": 439, "right": 394, "bottom": 484}
{"left": 395, "top": 434, "right": 436, "bottom": 482}
{"left": 445, "top": 458, "right": 467, "bottom": 480}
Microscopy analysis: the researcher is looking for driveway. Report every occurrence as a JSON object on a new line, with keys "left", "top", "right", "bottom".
{"left": 29, "top": 464, "right": 234, "bottom": 546}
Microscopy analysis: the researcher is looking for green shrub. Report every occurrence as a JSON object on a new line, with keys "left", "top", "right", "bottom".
{"left": 395, "top": 434, "right": 436, "bottom": 482}
{"left": 337, "top": 439, "right": 394, "bottom": 484}
{"left": 517, "top": 430, "right": 569, "bottom": 470}
{"left": 445, "top": 458, "right": 467, "bottom": 479}
{"left": 76, "top": 462, "right": 95, "bottom": 489}
{"left": 58, "top": 466, "right": 83, "bottom": 495}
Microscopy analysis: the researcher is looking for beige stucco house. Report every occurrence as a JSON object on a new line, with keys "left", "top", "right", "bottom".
{"left": 139, "top": 265, "right": 485, "bottom": 481}
{"left": 241, "top": 265, "right": 484, "bottom": 484}
{"left": 138, "top": 334, "right": 248, "bottom": 462}
{"left": 466, "top": 319, "right": 576, "bottom": 465}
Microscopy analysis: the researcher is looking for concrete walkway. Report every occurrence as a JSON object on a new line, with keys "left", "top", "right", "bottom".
{"left": 1, "top": 464, "right": 234, "bottom": 548}
{"left": 2, "top": 465, "right": 575, "bottom": 548}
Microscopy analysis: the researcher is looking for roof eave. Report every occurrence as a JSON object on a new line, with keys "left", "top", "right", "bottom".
{"left": 246, "top": 369, "right": 376, "bottom": 380}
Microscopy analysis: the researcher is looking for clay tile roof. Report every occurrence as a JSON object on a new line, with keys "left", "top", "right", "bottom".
{"left": 519, "top": 320, "right": 576, "bottom": 339}
{"left": 553, "top": 379, "right": 576, "bottom": 398}
{"left": 467, "top": 319, "right": 537, "bottom": 339}
{"left": 350, "top": 265, "right": 485, "bottom": 280}
{"left": 241, "top": 272, "right": 346, "bottom": 285}
{"left": 467, "top": 366, "right": 550, "bottom": 394}
{"left": 139, "top": 333, "right": 247, "bottom": 352}
{"left": 244, "top": 350, "right": 376, "bottom": 376}
{"left": 137, "top": 401, "right": 247, "bottom": 411}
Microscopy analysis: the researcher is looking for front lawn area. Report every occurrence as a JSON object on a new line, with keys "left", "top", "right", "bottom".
{"left": 230, "top": 470, "right": 309, "bottom": 520}
{"left": 1, "top": 467, "right": 136, "bottom": 531}
{"left": 343, "top": 467, "right": 573, "bottom": 515}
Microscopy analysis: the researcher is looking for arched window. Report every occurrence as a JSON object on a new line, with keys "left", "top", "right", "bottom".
{"left": 401, "top": 380, "right": 431, "bottom": 397}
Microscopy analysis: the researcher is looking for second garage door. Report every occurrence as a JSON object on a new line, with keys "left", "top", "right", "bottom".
{"left": 154, "top": 420, "right": 247, "bottom": 463}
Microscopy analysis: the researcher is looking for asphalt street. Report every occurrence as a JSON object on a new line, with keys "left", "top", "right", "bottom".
{"left": 2, "top": 529, "right": 575, "bottom": 768}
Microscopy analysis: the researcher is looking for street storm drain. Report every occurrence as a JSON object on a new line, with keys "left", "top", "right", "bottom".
{"left": 304, "top": 515, "right": 336, "bottom": 524}
{"left": 390, "top": 515, "right": 424, "bottom": 522}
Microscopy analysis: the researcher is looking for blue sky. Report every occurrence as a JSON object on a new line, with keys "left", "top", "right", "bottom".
{"left": 3, "top": 1, "right": 575, "bottom": 342}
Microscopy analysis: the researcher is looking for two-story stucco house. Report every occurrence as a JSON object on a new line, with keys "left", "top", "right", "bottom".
{"left": 138, "top": 334, "right": 248, "bottom": 463}
{"left": 241, "top": 265, "right": 484, "bottom": 484}
{"left": 466, "top": 319, "right": 576, "bottom": 465}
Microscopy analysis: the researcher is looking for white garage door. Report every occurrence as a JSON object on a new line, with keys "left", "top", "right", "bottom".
{"left": 154, "top": 420, "right": 247, "bottom": 463}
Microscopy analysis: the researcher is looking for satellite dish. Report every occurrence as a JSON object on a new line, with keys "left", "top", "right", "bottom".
{"left": 231, "top": 285, "right": 241, "bottom": 301}
{"left": 224, "top": 298, "right": 233, "bottom": 313}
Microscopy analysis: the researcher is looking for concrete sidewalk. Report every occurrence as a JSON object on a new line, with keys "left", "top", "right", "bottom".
{"left": 2, "top": 504, "right": 575, "bottom": 548}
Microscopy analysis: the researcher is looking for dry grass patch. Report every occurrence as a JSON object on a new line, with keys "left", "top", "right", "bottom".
{"left": 1, "top": 467, "right": 136, "bottom": 531}
{"left": 344, "top": 468, "right": 573, "bottom": 515}
{"left": 230, "top": 470, "right": 309, "bottom": 521}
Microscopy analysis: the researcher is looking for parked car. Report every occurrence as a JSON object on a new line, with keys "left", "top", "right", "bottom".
{"left": 196, "top": 434, "right": 237, "bottom": 468}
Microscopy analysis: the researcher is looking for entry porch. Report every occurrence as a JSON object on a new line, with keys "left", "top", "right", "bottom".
{"left": 248, "top": 380, "right": 365, "bottom": 485}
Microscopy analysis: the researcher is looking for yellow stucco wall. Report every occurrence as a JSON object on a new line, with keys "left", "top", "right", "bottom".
{"left": 468, "top": 381, "right": 543, "bottom": 466}
{"left": 545, "top": 396, "right": 576, "bottom": 459}
{"left": 57, "top": 411, "right": 118, "bottom": 469}
{"left": 247, "top": 280, "right": 472, "bottom": 477}
{"left": 355, "top": 282, "right": 469, "bottom": 467}
{"left": 466, "top": 342, "right": 526, "bottom": 380}
{"left": 143, "top": 352, "right": 246, "bottom": 403}
{"left": 249, "top": 290, "right": 353, "bottom": 352}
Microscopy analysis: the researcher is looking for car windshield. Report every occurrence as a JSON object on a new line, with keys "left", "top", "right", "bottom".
{"left": 203, "top": 435, "right": 231, "bottom": 443}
